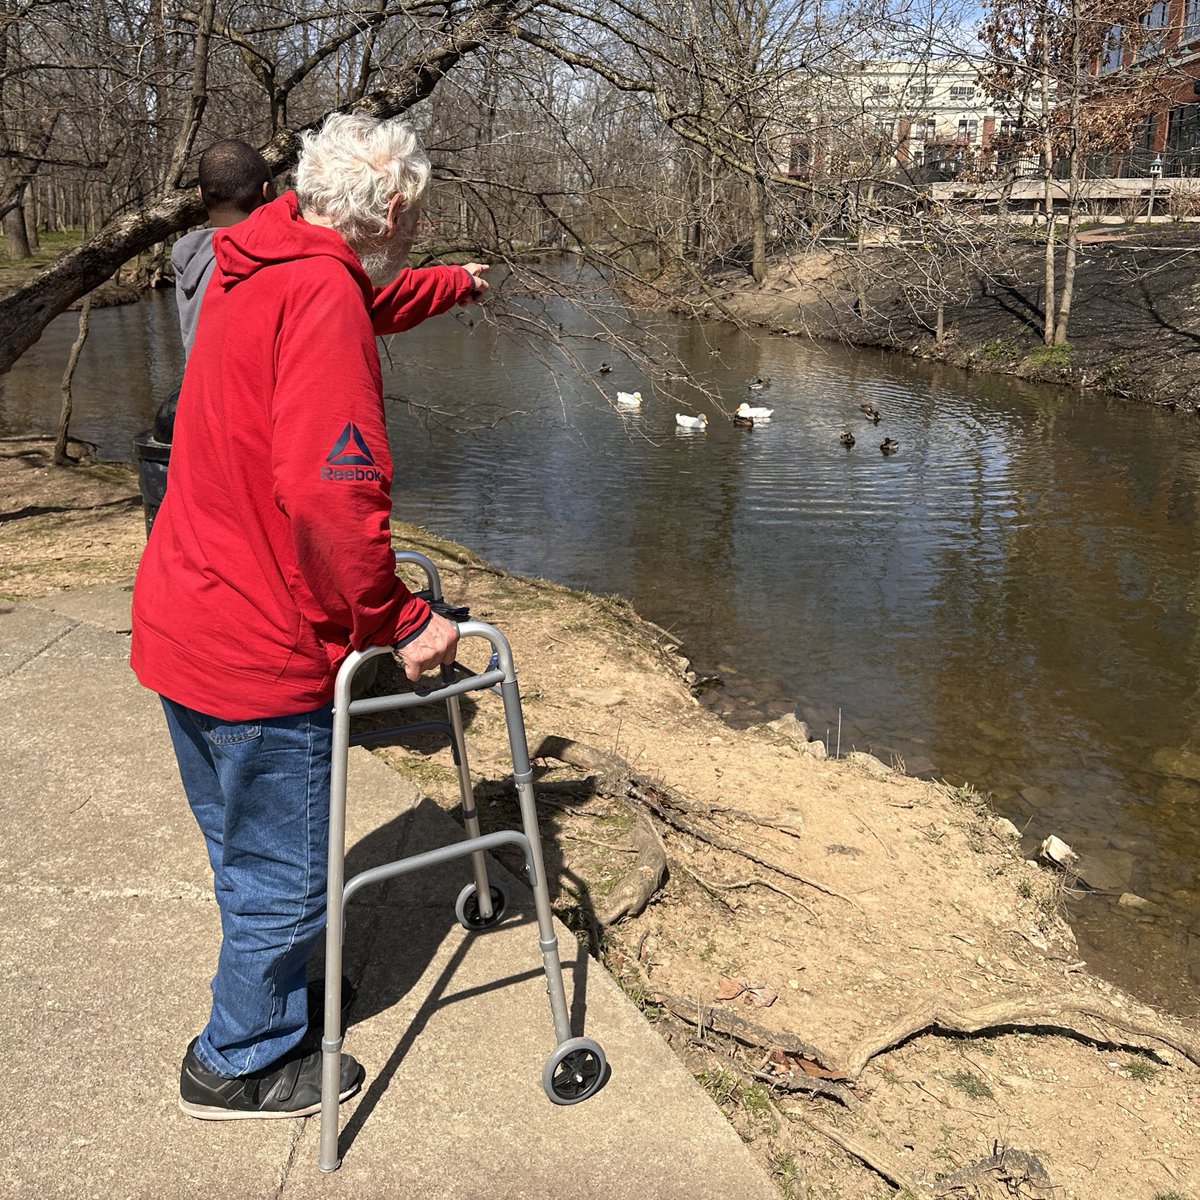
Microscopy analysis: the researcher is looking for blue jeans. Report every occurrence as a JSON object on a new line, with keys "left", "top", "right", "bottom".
{"left": 161, "top": 697, "right": 333, "bottom": 1077}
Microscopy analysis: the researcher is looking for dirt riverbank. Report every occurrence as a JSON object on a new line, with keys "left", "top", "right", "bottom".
{"left": 3, "top": 437, "right": 1198, "bottom": 1200}
{"left": 695, "top": 225, "right": 1200, "bottom": 414}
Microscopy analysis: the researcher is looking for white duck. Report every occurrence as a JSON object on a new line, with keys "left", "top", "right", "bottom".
{"left": 736, "top": 401, "right": 773, "bottom": 421}
{"left": 616, "top": 390, "right": 643, "bottom": 409}
{"left": 675, "top": 412, "right": 708, "bottom": 430}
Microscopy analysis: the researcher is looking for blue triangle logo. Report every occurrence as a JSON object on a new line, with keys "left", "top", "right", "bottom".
{"left": 326, "top": 422, "right": 375, "bottom": 466}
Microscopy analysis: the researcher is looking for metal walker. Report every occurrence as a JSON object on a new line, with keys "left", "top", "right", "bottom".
{"left": 318, "top": 551, "right": 607, "bottom": 1171}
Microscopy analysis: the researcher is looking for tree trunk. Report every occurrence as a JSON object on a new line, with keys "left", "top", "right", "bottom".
{"left": 748, "top": 175, "right": 767, "bottom": 284}
{"left": 24, "top": 192, "right": 39, "bottom": 253}
{"left": 54, "top": 295, "right": 92, "bottom": 466}
{"left": 1040, "top": 12, "right": 1055, "bottom": 347}
{"left": 1053, "top": 1, "right": 1083, "bottom": 347}
{"left": 4, "top": 203, "right": 32, "bottom": 258}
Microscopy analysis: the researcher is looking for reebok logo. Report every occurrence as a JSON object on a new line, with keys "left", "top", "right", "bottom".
{"left": 321, "top": 422, "right": 382, "bottom": 482}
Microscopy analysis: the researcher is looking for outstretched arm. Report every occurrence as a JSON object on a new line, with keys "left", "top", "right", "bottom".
{"left": 371, "top": 263, "right": 489, "bottom": 335}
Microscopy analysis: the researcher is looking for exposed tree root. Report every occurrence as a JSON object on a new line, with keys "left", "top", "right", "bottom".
{"left": 835, "top": 994, "right": 1200, "bottom": 1079}
{"left": 645, "top": 980, "right": 1200, "bottom": 1084}
{"left": 594, "top": 806, "right": 668, "bottom": 927}
{"left": 750, "top": 1070, "right": 856, "bottom": 1107}
{"left": 638, "top": 984, "right": 833, "bottom": 1068}
{"left": 708, "top": 804, "right": 806, "bottom": 839}
{"left": 530, "top": 733, "right": 853, "bottom": 906}
{"left": 674, "top": 863, "right": 820, "bottom": 920}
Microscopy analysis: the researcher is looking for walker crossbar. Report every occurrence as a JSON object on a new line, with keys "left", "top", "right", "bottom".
{"left": 342, "top": 830, "right": 538, "bottom": 914}
{"left": 317, "top": 551, "right": 607, "bottom": 1172}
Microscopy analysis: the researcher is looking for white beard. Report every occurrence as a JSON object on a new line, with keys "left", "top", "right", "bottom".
{"left": 356, "top": 234, "right": 411, "bottom": 284}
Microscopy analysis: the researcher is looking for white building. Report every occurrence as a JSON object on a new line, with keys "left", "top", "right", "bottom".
{"left": 791, "top": 58, "right": 1043, "bottom": 181}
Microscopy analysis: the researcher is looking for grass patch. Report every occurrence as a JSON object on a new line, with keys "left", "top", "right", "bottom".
{"left": 1025, "top": 342, "right": 1073, "bottom": 369}
{"left": 767, "top": 1149, "right": 804, "bottom": 1199}
{"left": 1126, "top": 1055, "right": 1160, "bottom": 1083}
{"left": 981, "top": 337, "right": 1021, "bottom": 363}
{"left": 697, "top": 1064, "right": 740, "bottom": 1112}
{"left": 392, "top": 756, "right": 457, "bottom": 787}
{"left": 0, "top": 226, "right": 83, "bottom": 270}
{"left": 946, "top": 1069, "right": 994, "bottom": 1100}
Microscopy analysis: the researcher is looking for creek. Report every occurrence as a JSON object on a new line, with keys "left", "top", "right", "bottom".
{"left": 2, "top": 287, "right": 1198, "bottom": 1016}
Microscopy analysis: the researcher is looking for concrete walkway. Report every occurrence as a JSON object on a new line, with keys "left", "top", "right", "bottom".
{"left": 0, "top": 584, "right": 780, "bottom": 1200}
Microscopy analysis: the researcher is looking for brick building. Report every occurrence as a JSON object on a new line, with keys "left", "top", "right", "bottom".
{"left": 1094, "top": 0, "right": 1200, "bottom": 175}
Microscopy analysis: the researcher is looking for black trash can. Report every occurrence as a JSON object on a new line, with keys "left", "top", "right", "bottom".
{"left": 131, "top": 428, "right": 170, "bottom": 537}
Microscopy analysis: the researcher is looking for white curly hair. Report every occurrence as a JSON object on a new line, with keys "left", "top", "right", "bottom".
{"left": 294, "top": 112, "right": 431, "bottom": 249}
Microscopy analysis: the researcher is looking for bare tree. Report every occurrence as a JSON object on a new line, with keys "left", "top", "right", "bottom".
{"left": 980, "top": 0, "right": 1170, "bottom": 345}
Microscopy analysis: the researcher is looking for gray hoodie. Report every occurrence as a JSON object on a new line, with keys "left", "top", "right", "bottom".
{"left": 172, "top": 228, "right": 217, "bottom": 358}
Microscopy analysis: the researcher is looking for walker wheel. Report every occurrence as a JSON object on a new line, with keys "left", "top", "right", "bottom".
{"left": 542, "top": 1037, "right": 607, "bottom": 1105}
{"left": 454, "top": 882, "right": 507, "bottom": 930}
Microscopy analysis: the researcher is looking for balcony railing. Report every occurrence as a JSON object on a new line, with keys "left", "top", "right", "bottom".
{"left": 1056, "top": 148, "right": 1200, "bottom": 179}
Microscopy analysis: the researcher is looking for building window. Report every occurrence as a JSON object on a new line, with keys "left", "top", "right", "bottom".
{"left": 910, "top": 85, "right": 935, "bottom": 100}
{"left": 910, "top": 117, "right": 937, "bottom": 141}
{"left": 1137, "top": 2, "right": 1168, "bottom": 59}
{"left": 957, "top": 118, "right": 979, "bottom": 143}
{"left": 1186, "top": 0, "right": 1200, "bottom": 43}
{"left": 949, "top": 85, "right": 975, "bottom": 101}
{"left": 1100, "top": 25, "right": 1122, "bottom": 73}
{"left": 872, "top": 84, "right": 891, "bottom": 96}
{"left": 1135, "top": 113, "right": 1156, "bottom": 151}
{"left": 1168, "top": 104, "right": 1200, "bottom": 157}
{"left": 788, "top": 139, "right": 811, "bottom": 176}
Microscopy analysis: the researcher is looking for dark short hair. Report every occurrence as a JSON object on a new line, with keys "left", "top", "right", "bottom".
{"left": 198, "top": 140, "right": 273, "bottom": 214}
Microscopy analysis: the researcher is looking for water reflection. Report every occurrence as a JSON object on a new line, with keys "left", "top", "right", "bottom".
{"left": 2, "top": 290, "right": 1198, "bottom": 1014}
{"left": 0, "top": 293, "right": 183, "bottom": 453}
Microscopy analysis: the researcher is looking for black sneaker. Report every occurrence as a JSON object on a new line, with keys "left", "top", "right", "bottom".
{"left": 178, "top": 1039, "right": 364, "bottom": 1120}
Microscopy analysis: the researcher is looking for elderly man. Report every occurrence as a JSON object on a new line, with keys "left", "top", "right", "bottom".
{"left": 131, "top": 112, "right": 488, "bottom": 1119}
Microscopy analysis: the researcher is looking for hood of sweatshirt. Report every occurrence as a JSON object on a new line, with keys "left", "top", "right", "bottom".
{"left": 213, "top": 191, "right": 374, "bottom": 306}
{"left": 173, "top": 228, "right": 216, "bottom": 303}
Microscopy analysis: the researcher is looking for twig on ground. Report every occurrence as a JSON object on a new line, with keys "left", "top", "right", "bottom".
{"left": 846, "top": 805, "right": 895, "bottom": 859}
{"left": 560, "top": 832, "right": 640, "bottom": 853}
{"left": 677, "top": 864, "right": 820, "bottom": 919}
{"left": 792, "top": 1113, "right": 922, "bottom": 1194}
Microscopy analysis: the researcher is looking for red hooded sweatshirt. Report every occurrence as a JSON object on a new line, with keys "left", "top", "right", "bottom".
{"left": 131, "top": 192, "right": 476, "bottom": 719}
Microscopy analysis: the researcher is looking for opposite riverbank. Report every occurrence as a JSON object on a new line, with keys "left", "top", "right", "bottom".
{"left": 3, "top": 437, "right": 1198, "bottom": 1200}
{"left": 691, "top": 224, "right": 1200, "bottom": 414}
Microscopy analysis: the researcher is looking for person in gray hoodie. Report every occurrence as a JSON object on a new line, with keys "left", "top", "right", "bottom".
{"left": 150, "top": 142, "right": 276, "bottom": 446}
{"left": 174, "top": 140, "right": 276, "bottom": 359}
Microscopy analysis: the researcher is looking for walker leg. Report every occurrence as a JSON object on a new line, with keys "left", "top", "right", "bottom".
{"left": 442, "top": 669, "right": 494, "bottom": 921}
{"left": 319, "top": 681, "right": 353, "bottom": 1172}
{"left": 499, "top": 677, "right": 573, "bottom": 1044}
